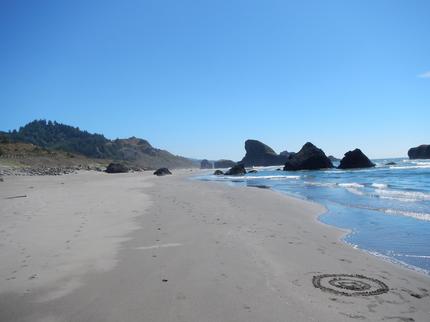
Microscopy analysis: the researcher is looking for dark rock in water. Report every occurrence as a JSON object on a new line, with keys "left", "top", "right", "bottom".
{"left": 200, "top": 159, "right": 213, "bottom": 169}
{"left": 408, "top": 145, "right": 430, "bottom": 159}
{"left": 284, "top": 142, "right": 333, "bottom": 171}
{"left": 214, "top": 159, "right": 236, "bottom": 168}
{"left": 276, "top": 168, "right": 282, "bottom": 171}
{"left": 248, "top": 184, "right": 270, "bottom": 189}
{"left": 338, "top": 149, "right": 375, "bottom": 169}
{"left": 105, "top": 163, "right": 129, "bottom": 173}
{"left": 279, "top": 150, "right": 291, "bottom": 157}
{"left": 240, "top": 140, "right": 288, "bottom": 166}
{"left": 213, "top": 170, "right": 224, "bottom": 175}
{"left": 248, "top": 170, "right": 258, "bottom": 173}
{"left": 328, "top": 155, "right": 340, "bottom": 162}
{"left": 153, "top": 168, "right": 172, "bottom": 176}
{"left": 224, "top": 164, "right": 246, "bottom": 176}
{"left": 386, "top": 162, "right": 396, "bottom": 166}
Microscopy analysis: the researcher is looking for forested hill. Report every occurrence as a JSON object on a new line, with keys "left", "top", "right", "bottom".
{"left": 1, "top": 120, "right": 195, "bottom": 169}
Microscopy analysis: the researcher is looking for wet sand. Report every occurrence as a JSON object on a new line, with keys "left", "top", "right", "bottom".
{"left": 0, "top": 171, "right": 429, "bottom": 321}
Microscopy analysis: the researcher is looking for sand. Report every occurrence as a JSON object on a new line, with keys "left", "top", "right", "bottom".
{"left": 0, "top": 170, "right": 429, "bottom": 321}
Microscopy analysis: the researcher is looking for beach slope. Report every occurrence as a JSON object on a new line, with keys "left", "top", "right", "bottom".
{"left": 0, "top": 171, "right": 429, "bottom": 321}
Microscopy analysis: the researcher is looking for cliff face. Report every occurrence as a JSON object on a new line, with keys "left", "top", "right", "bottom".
{"left": 240, "top": 140, "right": 288, "bottom": 167}
{"left": 408, "top": 145, "right": 430, "bottom": 159}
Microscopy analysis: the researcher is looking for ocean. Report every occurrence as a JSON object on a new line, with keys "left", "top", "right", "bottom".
{"left": 197, "top": 158, "right": 430, "bottom": 274}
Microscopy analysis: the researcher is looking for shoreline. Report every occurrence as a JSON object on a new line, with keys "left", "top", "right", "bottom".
{"left": 197, "top": 167, "right": 430, "bottom": 278}
{"left": 197, "top": 172, "right": 430, "bottom": 279}
{"left": 1, "top": 170, "right": 429, "bottom": 321}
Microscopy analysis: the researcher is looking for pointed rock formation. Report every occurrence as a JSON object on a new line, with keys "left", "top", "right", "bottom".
{"left": 284, "top": 142, "right": 333, "bottom": 171}
{"left": 338, "top": 149, "right": 375, "bottom": 169}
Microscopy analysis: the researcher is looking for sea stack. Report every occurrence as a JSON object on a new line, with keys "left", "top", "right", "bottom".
{"left": 328, "top": 155, "right": 340, "bottom": 162}
{"left": 338, "top": 149, "right": 375, "bottom": 169}
{"left": 214, "top": 159, "right": 236, "bottom": 168}
{"left": 200, "top": 159, "right": 213, "bottom": 169}
{"left": 240, "top": 140, "right": 288, "bottom": 167}
{"left": 284, "top": 142, "right": 333, "bottom": 171}
{"left": 408, "top": 145, "right": 430, "bottom": 159}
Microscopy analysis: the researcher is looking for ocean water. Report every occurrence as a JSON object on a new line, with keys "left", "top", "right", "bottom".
{"left": 197, "top": 158, "right": 430, "bottom": 274}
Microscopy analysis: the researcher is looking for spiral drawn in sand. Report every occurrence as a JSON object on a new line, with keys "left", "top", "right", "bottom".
{"left": 312, "top": 274, "right": 389, "bottom": 296}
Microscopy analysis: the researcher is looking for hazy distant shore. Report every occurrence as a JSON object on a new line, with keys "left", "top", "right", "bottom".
{"left": 1, "top": 170, "right": 429, "bottom": 321}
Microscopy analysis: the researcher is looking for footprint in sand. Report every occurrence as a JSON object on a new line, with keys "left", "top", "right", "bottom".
{"left": 367, "top": 303, "right": 377, "bottom": 313}
{"left": 339, "top": 312, "right": 366, "bottom": 320}
{"left": 402, "top": 288, "right": 429, "bottom": 299}
{"left": 317, "top": 247, "right": 326, "bottom": 254}
{"left": 382, "top": 316, "right": 415, "bottom": 322}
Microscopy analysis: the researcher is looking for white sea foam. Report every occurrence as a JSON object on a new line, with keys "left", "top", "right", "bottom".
{"left": 383, "top": 209, "right": 430, "bottom": 221}
{"left": 304, "top": 181, "right": 336, "bottom": 187}
{"left": 335, "top": 183, "right": 365, "bottom": 196}
{"left": 389, "top": 164, "right": 430, "bottom": 170}
{"left": 341, "top": 242, "right": 430, "bottom": 275}
{"left": 346, "top": 188, "right": 365, "bottom": 196}
{"left": 363, "top": 250, "right": 430, "bottom": 275}
{"left": 304, "top": 182, "right": 367, "bottom": 195}
{"left": 411, "top": 161, "right": 430, "bottom": 166}
{"left": 400, "top": 254, "right": 430, "bottom": 259}
{"left": 221, "top": 175, "right": 300, "bottom": 180}
{"left": 338, "top": 183, "right": 365, "bottom": 189}
{"left": 387, "top": 252, "right": 430, "bottom": 259}
{"left": 371, "top": 183, "right": 388, "bottom": 189}
{"left": 375, "top": 189, "right": 430, "bottom": 202}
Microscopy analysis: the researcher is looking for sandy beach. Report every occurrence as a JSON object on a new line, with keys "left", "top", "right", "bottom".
{"left": 0, "top": 170, "right": 429, "bottom": 322}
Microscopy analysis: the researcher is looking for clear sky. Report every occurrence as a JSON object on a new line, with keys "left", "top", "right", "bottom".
{"left": 1, "top": 0, "right": 429, "bottom": 160}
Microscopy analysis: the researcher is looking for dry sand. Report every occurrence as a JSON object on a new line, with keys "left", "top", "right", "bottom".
{"left": 0, "top": 170, "right": 429, "bottom": 321}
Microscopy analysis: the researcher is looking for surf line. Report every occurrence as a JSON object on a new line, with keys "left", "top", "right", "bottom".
{"left": 135, "top": 243, "right": 182, "bottom": 250}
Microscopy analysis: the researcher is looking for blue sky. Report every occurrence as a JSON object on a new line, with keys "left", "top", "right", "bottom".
{"left": 1, "top": 0, "right": 429, "bottom": 160}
